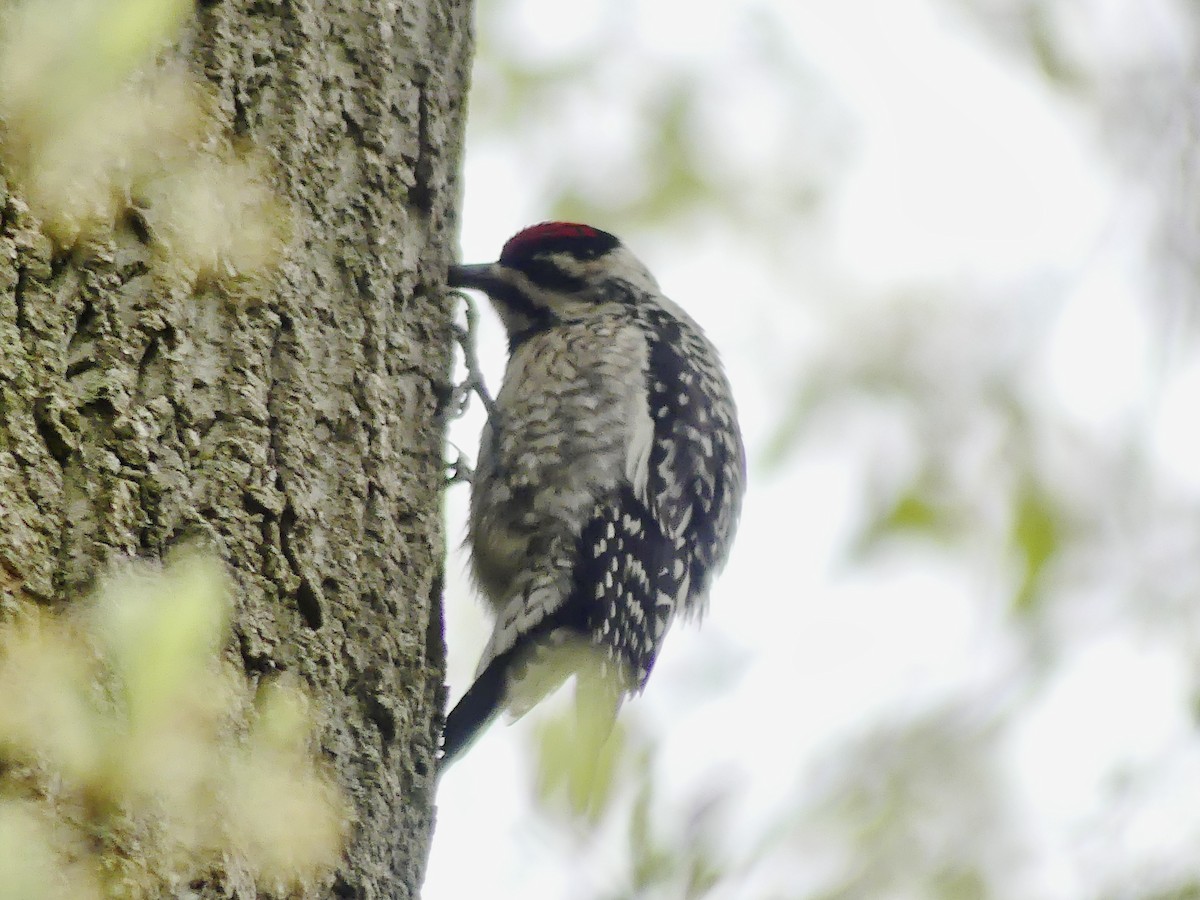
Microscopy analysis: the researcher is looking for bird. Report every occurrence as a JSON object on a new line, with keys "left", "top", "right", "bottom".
{"left": 441, "top": 222, "right": 745, "bottom": 766}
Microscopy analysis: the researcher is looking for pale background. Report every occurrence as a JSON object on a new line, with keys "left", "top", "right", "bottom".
{"left": 428, "top": 1, "right": 1200, "bottom": 897}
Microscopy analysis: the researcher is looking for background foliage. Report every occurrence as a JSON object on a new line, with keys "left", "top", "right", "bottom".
{"left": 0, "top": 554, "right": 344, "bottom": 899}
{"left": 431, "top": 0, "right": 1200, "bottom": 897}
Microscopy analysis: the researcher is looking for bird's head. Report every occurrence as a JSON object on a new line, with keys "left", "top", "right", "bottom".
{"left": 449, "top": 222, "right": 659, "bottom": 338}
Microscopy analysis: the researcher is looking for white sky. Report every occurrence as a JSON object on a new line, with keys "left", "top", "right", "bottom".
{"left": 426, "top": 1, "right": 1199, "bottom": 896}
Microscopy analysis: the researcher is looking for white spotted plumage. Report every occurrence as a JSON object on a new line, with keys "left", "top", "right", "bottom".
{"left": 441, "top": 223, "right": 745, "bottom": 766}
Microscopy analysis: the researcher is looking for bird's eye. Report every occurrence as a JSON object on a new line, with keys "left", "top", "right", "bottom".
{"left": 522, "top": 257, "right": 586, "bottom": 291}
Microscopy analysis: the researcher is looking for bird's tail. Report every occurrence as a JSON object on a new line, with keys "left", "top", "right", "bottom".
{"left": 439, "top": 633, "right": 623, "bottom": 770}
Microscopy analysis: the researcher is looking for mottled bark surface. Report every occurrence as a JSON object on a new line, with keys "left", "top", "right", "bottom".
{"left": 0, "top": 0, "right": 472, "bottom": 895}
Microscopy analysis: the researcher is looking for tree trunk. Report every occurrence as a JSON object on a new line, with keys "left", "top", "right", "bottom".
{"left": 0, "top": 0, "right": 471, "bottom": 895}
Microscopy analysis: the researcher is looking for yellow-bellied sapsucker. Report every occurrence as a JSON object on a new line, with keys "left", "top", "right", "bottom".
{"left": 442, "top": 222, "right": 745, "bottom": 765}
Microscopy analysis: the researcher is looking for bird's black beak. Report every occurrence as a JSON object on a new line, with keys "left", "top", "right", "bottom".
{"left": 448, "top": 263, "right": 496, "bottom": 291}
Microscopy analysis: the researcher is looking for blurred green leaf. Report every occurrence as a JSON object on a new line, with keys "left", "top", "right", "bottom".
{"left": 878, "top": 488, "right": 952, "bottom": 538}
{"left": 0, "top": 802, "right": 99, "bottom": 900}
{"left": 932, "top": 865, "right": 989, "bottom": 900}
{"left": 0, "top": 0, "right": 285, "bottom": 264}
{"left": 0, "top": 0, "right": 192, "bottom": 133}
{"left": 854, "top": 476, "right": 960, "bottom": 561}
{"left": 533, "top": 668, "right": 626, "bottom": 827}
{"left": 627, "top": 782, "right": 672, "bottom": 893}
{"left": 1010, "top": 480, "right": 1062, "bottom": 615}
{"left": 94, "top": 552, "right": 229, "bottom": 731}
{"left": 0, "top": 555, "right": 344, "bottom": 894}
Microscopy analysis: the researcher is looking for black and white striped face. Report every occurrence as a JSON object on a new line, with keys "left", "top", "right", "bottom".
{"left": 449, "top": 223, "right": 661, "bottom": 338}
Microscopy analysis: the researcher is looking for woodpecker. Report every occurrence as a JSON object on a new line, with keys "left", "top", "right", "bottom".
{"left": 442, "top": 222, "right": 745, "bottom": 766}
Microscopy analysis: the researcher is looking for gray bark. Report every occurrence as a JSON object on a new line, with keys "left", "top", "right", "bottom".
{"left": 0, "top": 0, "right": 472, "bottom": 895}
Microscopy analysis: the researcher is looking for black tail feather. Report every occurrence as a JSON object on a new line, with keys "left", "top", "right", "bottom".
{"left": 440, "top": 656, "right": 507, "bottom": 769}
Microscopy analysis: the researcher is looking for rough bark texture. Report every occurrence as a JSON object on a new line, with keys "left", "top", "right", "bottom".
{"left": 0, "top": 0, "right": 472, "bottom": 895}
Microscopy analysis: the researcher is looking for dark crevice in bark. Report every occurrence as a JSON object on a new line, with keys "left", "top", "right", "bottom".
{"left": 411, "top": 84, "right": 434, "bottom": 214}
{"left": 237, "top": 627, "right": 277, "bottom": 676}
{"left": 133, "top": 328, "right": 172, "bottom": 399}
{"left": 295, "top": 574, "right": 324, "bottom": 630}
{"left": 13, "top": 265, "right": 30, "bottom": 333}
{"left": 425, "top": 567, "right": 446, "bottom": 672}
{"left": 32, "top": 398, "right": 72, "bottom": 466}
{"left": 67, "top": 298, "right": 96, "bottom": 350}
{"left": 65, "top": 357, "right": 98, "bottom": 380}
{"left": 120, "top": 207, "right": 153, "bottom": 245}
{"left": 1, "top": 554, "right": 50, "bottom": 604}
{"left": 231, "top": 79, "right": 250, "bottom": 137}
{"left": 341, "top": 108, "right": 364, "bottom": 146}
{"left": 242, "top": 488, "right": 276, "bottom": 559}
{"left": 79, "top": 398, "right": 116, "bottom": 427}
{"left": 361, "top": 676, "right": 398, "bottom": 748}
{"left": 278, "top": 502, "right": 298, "bottom": 571}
